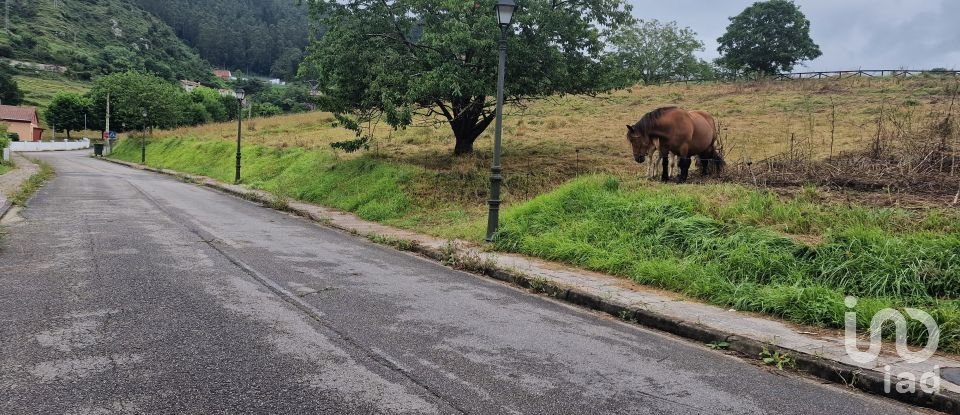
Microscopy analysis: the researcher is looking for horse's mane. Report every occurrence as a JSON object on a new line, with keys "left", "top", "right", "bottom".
{"left": 634, "top": 106, "right": 679, "bottom": 135}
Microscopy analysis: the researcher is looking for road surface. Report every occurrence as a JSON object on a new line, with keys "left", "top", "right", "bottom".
{"left": 0, "top": 151, "right": 926, "bottom": 414}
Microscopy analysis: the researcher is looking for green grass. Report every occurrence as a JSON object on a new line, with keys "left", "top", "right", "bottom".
{"left": 10, "top": 160, "right": 55, "bottom": 206}
{"left": 0, "top": 162, "right": 12, "bottom": 176}
{"left": 494, "top": 176, "right": 960, "bottom": 351}
{"left": 110, "top": 137, "right": 416, "bottom": 223}
{"left": 15, "top": 75, "right": 90, "bottom": 110}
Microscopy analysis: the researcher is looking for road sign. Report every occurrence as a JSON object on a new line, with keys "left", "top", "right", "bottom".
{"left": 108, "top": 131, "right": 118, "bottom": 140}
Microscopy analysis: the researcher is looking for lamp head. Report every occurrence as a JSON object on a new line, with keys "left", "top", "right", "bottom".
{"left": 494, "top": 0, "right": 516, "bottom": 28}
{"left": 236, "top": 88, "right": 246, "bottom": 101}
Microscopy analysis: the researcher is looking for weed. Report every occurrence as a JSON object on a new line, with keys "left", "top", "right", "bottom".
{"left": 528, "top": 276, "right": 550, "bottom": 293}
{"left": 618, "top": 310, "right": 638, "bottom": 323}
{"left": 760, "top": 347, "right": 795, "bottom": 370}
{"left": 707, "top": 341, "right": 731, "bottom": 350}
{"left": 439, "top": 241, "right": 498, "bottom": 274}
{"left": 367, "top": 233, "right": 420, "bottom": 251}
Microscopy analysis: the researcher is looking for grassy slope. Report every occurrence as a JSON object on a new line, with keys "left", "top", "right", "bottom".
{"left": 15, "top": 74, "right": 90, "bottom": 110}
{"left": 110, "top": 76, "right": 960, "bottom": 351}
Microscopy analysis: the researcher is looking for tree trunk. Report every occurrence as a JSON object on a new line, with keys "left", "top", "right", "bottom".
{"left": 445, "top": 97, "right": 495, "bottom": 156}
{"left": 66, "top": 129, "right": 71, "bottom": 140}
{"left": 452, "top": 121, "right": 486, "bottom": 155}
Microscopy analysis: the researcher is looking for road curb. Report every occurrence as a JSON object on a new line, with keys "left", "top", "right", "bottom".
{"left": 98, "top": 156, "right": 960, "bottom": 414}
{"left": 0, "top": 198, "right": 12, "bottom": 220}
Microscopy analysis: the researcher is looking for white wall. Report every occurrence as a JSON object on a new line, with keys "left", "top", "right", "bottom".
{"left": 11, "top": 139, "right": 91, "bottom": 152}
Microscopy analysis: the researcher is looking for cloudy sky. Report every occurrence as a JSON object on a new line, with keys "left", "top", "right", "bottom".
{"left": 625, "top": 0, "right": 960, "bottom": 71}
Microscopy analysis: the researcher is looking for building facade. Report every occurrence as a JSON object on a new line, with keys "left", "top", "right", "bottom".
{"left": 0, "top": 105, "right": 44, "bottom": 142}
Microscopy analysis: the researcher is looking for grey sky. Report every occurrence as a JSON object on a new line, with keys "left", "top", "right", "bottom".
{"left": 625, "top": 0, "right": 960, "bottom": 71}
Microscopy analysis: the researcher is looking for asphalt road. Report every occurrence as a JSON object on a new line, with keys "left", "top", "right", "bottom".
{"left": 0, "top": 151, "right": 927, "bottom": 414}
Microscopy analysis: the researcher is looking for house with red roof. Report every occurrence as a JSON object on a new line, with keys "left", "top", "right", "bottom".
{"left": 0, "top": 105, "right": 44, "bottom": 142}
{"left": 213, "top": 69, "right": 233, "bottom": 80}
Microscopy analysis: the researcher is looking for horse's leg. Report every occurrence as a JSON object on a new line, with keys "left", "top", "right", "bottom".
{"left": 661, "top": 153, "right": 670, "bottom": 182}
{"left": 697, "top": 154, "right": 709, "bottom": 176}
{"left": 678, "top": 157, "right": 692, "bottom": 183}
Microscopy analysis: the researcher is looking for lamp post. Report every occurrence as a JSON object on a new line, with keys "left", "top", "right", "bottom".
{"left": 235, "top": 88, "right": 246, "bottom": 184}
{"left": 140, "top": 110, "right": 147, "bottom": 164}
{"left": 485, "top": 0, "right": 517, "bottom": 242}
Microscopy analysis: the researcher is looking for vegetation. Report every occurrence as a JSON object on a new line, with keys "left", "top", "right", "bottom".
{"left": 0, "top": 0, "right": 212, "bottom": 81}
{"left": 44, "top": 93, "right": 92, "bottom": 139}
{"left": 716, "top": 0, "right": 822, "bottom": 75}
{"left": 106, "top": 75, "right": 960, "bottom": 351}
{"left": 0, "top": 63, "right": 23, "bottom": 105}
{"left": 134, "top": 0, "right": 310, "bottom": 78}
{"left": 0, "top": 125, "right": 10, "bottom": 176}
{"left": 9, "top": 160, "right": 54, "bottom": 207}
{"left": 604, "top": 20, "right": 714, "bottom": 86}
{"left": 303, "top": 0, "right": 634, "bottom": 155}
{"left": 13, "top": 74, "right": 89, "bottom": 110}
{"left": 494, "top": 176, "right": 960, "bottom": 350}
{"left": 87, "top": 72, "right": 184, "bottom": 131}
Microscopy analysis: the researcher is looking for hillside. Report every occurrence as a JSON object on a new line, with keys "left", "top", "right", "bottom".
{"left": 134, "top": 0, "right": 311, "bottom": 79}
{"left": 0, "top": 0, "right": 212, "bottom": 81}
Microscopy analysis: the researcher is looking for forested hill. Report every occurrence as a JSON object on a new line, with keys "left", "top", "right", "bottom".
{"left": 0, "top": 0, "right": 212, "bottom": 81}
{"left": 133, "top": 0, "right": 311, "bottom": 80}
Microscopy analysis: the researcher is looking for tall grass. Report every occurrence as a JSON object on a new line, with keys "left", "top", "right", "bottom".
{"left": 111, "top": 137, "right": 414, "bottom": 222}
{"left": 495, "top": 176, "right": 960, "bottom": 351}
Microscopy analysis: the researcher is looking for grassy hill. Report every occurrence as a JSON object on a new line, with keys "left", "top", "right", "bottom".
{"left": 0, "top": 0, "right": 211, "bottom": 81}
{"left": 15, "top": 74, "right": 90, "bottom": 109}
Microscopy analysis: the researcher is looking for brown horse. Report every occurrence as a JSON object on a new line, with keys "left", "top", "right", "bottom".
{"left": 626, "top": 107, "right": 724, "bottom": 183}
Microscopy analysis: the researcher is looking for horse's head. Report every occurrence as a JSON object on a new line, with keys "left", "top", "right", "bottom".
{"left": 626, "top": 125, "right": 655, "bottom": 163}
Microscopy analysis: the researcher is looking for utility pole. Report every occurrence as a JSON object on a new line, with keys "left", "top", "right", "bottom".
{"left": 105, "top": 94, "right": 111, "bottom": 154}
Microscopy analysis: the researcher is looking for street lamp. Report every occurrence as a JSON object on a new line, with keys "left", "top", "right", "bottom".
{"left": 485, "top": 0, "right": 517, "bottom": 242}
{"left": 235, "top": 88, "right": 246, "bottom": 184}
{"left": 141, "top": 109, "right": 148, "bottom": 164}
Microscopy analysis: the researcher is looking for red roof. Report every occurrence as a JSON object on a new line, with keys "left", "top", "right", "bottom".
{"left": 0, "top": 105, "right": 38, "bottom": 123}
{"left": 213, "top": 70, "right": 232, "bottom": 78}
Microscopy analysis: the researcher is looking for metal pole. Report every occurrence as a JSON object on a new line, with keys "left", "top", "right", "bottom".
{"left": 141, "top": 115, "right": 146, "bottom": 164}
{"left": 235, "top": 99, "right": 242, "bottom": 183}
{"left": 486, "top": 26, "right": 508, "bottom": 242}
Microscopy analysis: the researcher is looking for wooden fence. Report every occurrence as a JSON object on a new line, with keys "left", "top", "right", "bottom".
{"left": 662, "top": 69, "right": 960, "bottom": 85}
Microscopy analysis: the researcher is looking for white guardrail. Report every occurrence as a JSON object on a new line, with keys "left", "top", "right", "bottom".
{"left": 10, "top": 138, "right": 91, "bottom": 152}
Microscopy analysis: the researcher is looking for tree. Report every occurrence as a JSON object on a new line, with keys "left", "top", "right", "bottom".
{"left": 716, "top": 0, "right": 821, "bottom": 75}
{"left": 44, "top": 93, "right": 92, "bottom": 140}
{"left": 270, "top": 48, "right": 304, "bottom": 81}
{"left": 303, "top": 0, "right": 634, "bottom": 155}
{"left": 0, "top": 63, "right": 23, "bottom": 105}
{"left": 86, "top": 71, "right": 182, "bottom": 132}
{"left": 604, "top": 20, "right": 710, "bottom": 86}
{"left": 191, "top": 87, "right": 229, "bottom": 122}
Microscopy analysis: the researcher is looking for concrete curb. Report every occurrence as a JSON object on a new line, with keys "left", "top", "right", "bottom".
{"left": 0, "top": 198, "right": 12, "bottom": 220}
{"left": 98, "top": 156, "right": 960, "bottom": 414}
